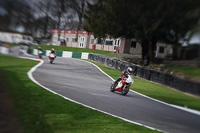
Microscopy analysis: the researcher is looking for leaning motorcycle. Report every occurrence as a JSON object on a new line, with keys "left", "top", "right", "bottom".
{"left": 49, "top": 53, "right": 55, "bottom": 64}
{"left": 110, "top": 74, "right": 134, "bottom": 95}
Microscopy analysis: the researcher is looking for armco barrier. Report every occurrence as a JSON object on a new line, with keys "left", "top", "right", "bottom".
{"left": 28, "top": 49, "right": 89, "bottom": 59}
{"left": 88, "top": 53, "right": 200, "bottom": 96}
{"left": 56, "top": 51, "right": 63, "bottom": 57}
{"left": 72, "top": 52, "right": 82, "bottom": 58}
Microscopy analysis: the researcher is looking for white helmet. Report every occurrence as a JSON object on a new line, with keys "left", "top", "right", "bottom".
{"left": 126, "top": 67, "right": 133, "bottom": 75}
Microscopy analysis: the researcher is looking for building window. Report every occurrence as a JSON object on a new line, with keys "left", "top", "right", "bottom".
{"left": 131, "top": 41, "right": 137, "bottom": 48}
{"left": 91, "top": 39, "right": 94, "bottom": 44}
{"left": 66, "top": 37, "right": 69, "bottom": 42}
{"left": 159, "top": 46, "right": 164, "bottom": 53}
{"left": 72, "top": 37, "right": 77, "bottom": 42}
{"left": 96, "top": 38, "right": 103, "bottom": 44}
{"left": 105, "top": 39, "right": 113, "bottom": 45}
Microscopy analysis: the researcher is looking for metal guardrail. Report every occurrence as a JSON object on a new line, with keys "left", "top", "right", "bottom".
{"left": 88, "top": 53, "right": 200, "bottom": 96}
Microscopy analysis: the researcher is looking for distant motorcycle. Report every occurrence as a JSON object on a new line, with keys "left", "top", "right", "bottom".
{"left": 19, "top": 46, "right": 24, "bottom": 55}
{"left": 110, "top": 74, "right": 134, "bottom": 95}
{"left": 38, "top": 50, "right": 43, "bottom": 59}
{"left": 49, "top": 53, "right": 56, "bottom": 64}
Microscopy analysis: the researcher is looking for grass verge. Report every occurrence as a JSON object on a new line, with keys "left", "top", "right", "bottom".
{"left": 0, "top": 55, "right": 160, "bottom": 133}
{"left": 31, "top": 45, "right": 117, "bottom": 57}
{"left": 88, "top": 61, "right": 200, "bottom": 111}
{"left": 164, "top": 65, "right": 200, "bottom": 81}
{"left": 8, "top": 43, "right": 19, "bottom": 47}
{"left": 0, "top": 43, "right": 18, "bottom": 48}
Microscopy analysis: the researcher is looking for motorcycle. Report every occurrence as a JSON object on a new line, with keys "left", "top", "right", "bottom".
{"left": 38, "top": 50, "right": 43, "bottom": 59}
{"left": 49, "top": 53, "right": 56, "bottom": 64}
{"left": 19, "top": 46, "right": 24, "bottom": 55}
{"left": 110, "top": 73, "right": 134, "bottom": 95}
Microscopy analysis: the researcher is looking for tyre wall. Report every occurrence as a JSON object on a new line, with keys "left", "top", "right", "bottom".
{"left": 88, "top": 53, "right": 200, "bottom": 96}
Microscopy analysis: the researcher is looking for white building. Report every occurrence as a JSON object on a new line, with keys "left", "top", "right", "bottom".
{"left": 0, "top": 31, "right": 33, "bottom": 44}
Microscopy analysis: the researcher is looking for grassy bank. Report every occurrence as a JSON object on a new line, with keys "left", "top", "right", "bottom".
{"left": 89, "top": 61, "right": 200, "bottom": 111}
{"left": 0, "top": 55, "right": 159, "bottom": 133}
{"left": 31, "top": 45, "right": 117, "bottom": 57}
{"left": 164, "top": 65, "right": 200, "bottom": 81}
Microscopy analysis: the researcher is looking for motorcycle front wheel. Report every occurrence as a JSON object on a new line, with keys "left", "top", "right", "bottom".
{"left": 110, "top": 83, "right": 116, "bottom": 92}
{"left": 50, "top": 59, "right": 53, "bottom": 64}
{"left": 121, "top": 86, "right": 129, "bottom": 95}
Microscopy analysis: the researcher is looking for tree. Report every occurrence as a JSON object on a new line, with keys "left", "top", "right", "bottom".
{"left": 0, "top": 0, "right": 35, "bottom": 33}
{"left": 51, "top": 0, "right": 70, "bottom": 30}
{"left": 34, "top": 0, "right": 53, "bottom": 37}
{"left": 71, "top": 0, "right": 87, "bottom": 31}
{"left": 84, "top": 0, "right": 200, "bottom": 63}
{"left": 85, "top": 0, "right": 135, "bottom": 38}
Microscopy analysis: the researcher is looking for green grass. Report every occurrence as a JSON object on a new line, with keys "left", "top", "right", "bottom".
{"left": 0, "top": 43, "right": 18, "bottom": 47}
{"left": 89, "top": 61, "right": 200, "bottom": 111}
{"left": 164, "top": 65, "right": 200, "bottom": 80}
{"left": 0, "top": 55, "right": 160, "bottom": 133}
{"left": 31, "top": 45, "right": 117, "bottom": 57}
{"left": 8, "top": 43, "right": 19, "bottom": 47}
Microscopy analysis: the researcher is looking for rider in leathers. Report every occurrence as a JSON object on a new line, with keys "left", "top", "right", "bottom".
{"left": 114, "top": 67, "right": 134, "bottom": 85}
{"left": 48, "top": 48, "right": 56, "bottom": 60}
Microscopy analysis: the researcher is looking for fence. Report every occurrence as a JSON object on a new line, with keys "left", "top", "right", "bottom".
{"left": 88, "top": 53, "right": 200, "bottom": 96}
{"left": 28, "top": 49, "right": 89, "bottom": 59}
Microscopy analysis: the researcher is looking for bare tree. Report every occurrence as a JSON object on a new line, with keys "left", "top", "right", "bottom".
{"left": 0, "top": 0, "right": 35, "bottom": 33}
{"left": 70, "top": 0, "right": 87, "bottom": 31}
{"left": 51, "top": 0, "right": 70, "bottom": 30}
{"left": 34, "top": 0, "right": 54, "bottom": 37}
{"left": 0, "top": 0, "right": 93, "bottom": 37}
{"left": 11, "top": 0, "right": 36, "bottom": 34}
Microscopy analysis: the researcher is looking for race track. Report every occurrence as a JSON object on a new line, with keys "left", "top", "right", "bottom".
{"left": 11, "top": 47, "right": 200, "bottom": 133}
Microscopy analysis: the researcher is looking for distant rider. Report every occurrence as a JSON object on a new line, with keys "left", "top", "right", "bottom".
{"left": 49, "top": 48, "right": 56, "bottom": 58}
{"left": 37, "top": 46, "right": 43, "bottom": 52}
{"left": 37, "top": 46, "right": 43, "bottom": 54}
{"left": 37, "top": 46, "right": 43, "bottom": 58}
{"left": 19, "top": 45, "right": 24, "bottom": 55}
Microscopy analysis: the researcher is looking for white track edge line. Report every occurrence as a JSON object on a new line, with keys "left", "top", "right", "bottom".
{"left": 20, "top": 56, "right": 163, "bottom": 132}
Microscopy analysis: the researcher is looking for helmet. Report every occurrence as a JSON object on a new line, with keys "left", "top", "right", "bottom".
{"left": 126, "top": 67, "right": 133, "bottom": 75}
{"left": 51, "top": 48, "right": 55, "bottom": 53}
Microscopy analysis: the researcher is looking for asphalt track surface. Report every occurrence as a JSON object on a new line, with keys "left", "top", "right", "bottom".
{"left": 10, "top": 47, "right": 200, "bottom": 133}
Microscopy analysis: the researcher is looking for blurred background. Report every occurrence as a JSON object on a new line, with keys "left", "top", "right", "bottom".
{"left": 0, "top": 0, "right": 89, "bottom": 37}
{"left": 0, "top": 1, "right": 200, "bottom": 132}
{"left": 0, "top": 0, "right": 200, "bottom": 67}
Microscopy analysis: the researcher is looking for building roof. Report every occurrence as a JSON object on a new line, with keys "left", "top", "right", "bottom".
{"left": 51, "top": 30, "right": 88, "bottom": 34}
